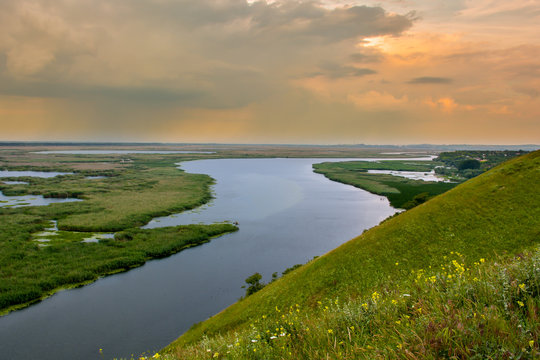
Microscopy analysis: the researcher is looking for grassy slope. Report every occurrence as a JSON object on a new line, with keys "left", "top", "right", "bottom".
{"left": 173, "top": 248, "right": 540, "bottom": 359}
{"left": 167, "top": 150, "right": 540, "bottom": 350}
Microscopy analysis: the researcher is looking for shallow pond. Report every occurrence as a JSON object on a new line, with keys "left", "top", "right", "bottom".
{"left": 1, "top": 172, "right": 80, "bottom": 208}
{"left": 0, "top": 191, "right": 81, "bottom": 208}
{"left": 0, "top": 157, "right": 425, "bottom": 359}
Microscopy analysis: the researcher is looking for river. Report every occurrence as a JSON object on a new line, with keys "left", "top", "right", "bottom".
{"left": 0, "top": 158, "right": 411, "bottom": 359}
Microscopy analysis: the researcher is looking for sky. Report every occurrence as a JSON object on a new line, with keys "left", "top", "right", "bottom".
{"left": 0, "top": 0, "right": 539, "bottom": 144}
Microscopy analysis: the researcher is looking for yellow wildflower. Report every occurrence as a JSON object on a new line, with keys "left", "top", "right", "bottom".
{"left": 152, "top": 353, "right": 160, "bottom": 359}
{"left": 519, "top": 283, "right": 526, "bottom": 290}
{"left": 328, "top": 329, "right": 333, "bottom": 334}
{"left": 530, "top": 340, "right": 535, "bottom": 348}
{"left": 518, "top": 301, "right": 525, "bottom": 307}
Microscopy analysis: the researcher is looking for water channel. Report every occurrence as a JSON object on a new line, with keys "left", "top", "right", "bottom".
{"left": 0, "top": 158, "right": 430, "bottom": 359}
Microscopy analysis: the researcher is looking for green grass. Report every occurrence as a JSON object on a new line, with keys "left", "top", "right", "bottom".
{"left": 165, "top": 150, "right": 540, "bottom": 353}
{"left": 313, "top": 160, "right": 458, "bottom": 208}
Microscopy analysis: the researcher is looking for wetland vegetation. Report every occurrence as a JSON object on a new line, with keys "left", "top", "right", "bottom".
{"left": 0, "top": 149, "right": 239, "bottom": 314}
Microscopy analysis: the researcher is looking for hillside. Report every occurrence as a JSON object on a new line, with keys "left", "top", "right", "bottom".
{"left": 163, "top": 150, "right": 540, "bottom": 357}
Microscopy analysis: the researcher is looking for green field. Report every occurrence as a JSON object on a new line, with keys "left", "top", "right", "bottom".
{"left": 313, "top": 160, "right": 458, "bottom": 209}
{"left": 163, "top": 151, "right": 540, "bottom": 359}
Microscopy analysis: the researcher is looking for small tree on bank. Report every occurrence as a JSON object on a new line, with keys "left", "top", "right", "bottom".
{"left": 244, "top": 272, "right": 264, "bottom": 296}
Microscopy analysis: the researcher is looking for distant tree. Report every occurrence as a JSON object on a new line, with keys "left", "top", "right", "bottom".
{"left": 282, "top": 263, "right": 302, "bottom": 276}
{"left": 244, "top": 272, "right": 264, "bottom": 296}
{"left": 402, "top": 192, "right": 430, "bottom": 209}
{"left": 458, "top": 159, "right": 481, "bottom": 170}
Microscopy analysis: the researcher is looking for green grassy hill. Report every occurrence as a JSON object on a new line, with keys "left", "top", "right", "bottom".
{"left": 162, "top": 151, "right": 540, "bottom": 358}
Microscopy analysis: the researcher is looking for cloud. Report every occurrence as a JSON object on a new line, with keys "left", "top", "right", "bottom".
{"left": 349, "top": 50, "right": 385, "bottom": 63}
{"left": 347, "top": 90, "right": 409, "bottom": 109}
{"left": 0, "top": 0, "right": 413, "bottom": 108}
{"left": 0, "top": 1, "right": 538, "bottom": 144}
{"left": 309, "top": 63, "right": 377, "bottom": 78}
{"left": 407, "top": 76, "right": 452, "bottom": 84}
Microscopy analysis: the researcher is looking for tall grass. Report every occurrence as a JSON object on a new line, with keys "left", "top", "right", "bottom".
{"left": 165, "top": 249, "right": 540, "bottom": 359}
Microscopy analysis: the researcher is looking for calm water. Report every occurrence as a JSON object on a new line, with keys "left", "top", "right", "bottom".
{"left": 367, "top": 169, "right": 449, "bottom": 182}
{"left": 0, "top": 158, "right": 403, "bottom": 360}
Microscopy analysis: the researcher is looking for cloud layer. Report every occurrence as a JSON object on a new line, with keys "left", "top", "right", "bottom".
{"left": 0, "top": 0, "right": 538, "bottom": 144}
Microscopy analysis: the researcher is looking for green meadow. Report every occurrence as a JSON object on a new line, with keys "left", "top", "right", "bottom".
{"left": 162, "top": 151, "right": 540, "bottom": 358}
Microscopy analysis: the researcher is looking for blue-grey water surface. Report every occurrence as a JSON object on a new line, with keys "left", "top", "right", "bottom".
{"left": 0, "top": 158, "right": 404, "bottom": 359}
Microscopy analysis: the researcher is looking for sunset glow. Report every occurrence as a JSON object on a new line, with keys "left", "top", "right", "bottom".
{"left": 0, "top": 0, "right": 538, "bottom": 144}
